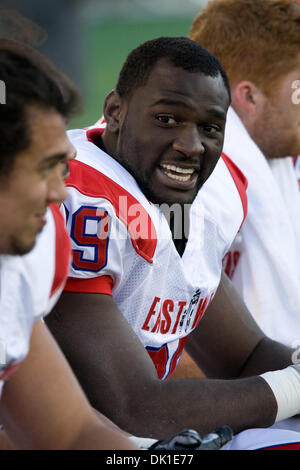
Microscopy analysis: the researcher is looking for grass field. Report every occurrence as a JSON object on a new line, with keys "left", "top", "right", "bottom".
{"left": 70, "top": 17, "right": 196, "bottom": 129}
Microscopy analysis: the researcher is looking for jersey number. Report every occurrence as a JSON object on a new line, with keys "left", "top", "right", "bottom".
{"left": 70, "top": 206, "right": 110, "bottom": 272}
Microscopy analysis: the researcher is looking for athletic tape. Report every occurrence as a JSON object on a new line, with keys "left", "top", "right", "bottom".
{"left": 260, "top": 365, "right": 300, "bottom": 422}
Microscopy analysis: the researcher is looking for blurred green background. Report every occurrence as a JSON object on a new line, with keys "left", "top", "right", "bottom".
{"left": 0, "top": 0, "right": 209, "bottom": 127}
{"left": 77, "top": 15, "right": 202, "bottom": 129}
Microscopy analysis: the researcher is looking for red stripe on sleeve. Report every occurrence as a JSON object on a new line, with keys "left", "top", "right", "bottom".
{"left": 222, "top": 153, "right": 248, "bottom": 227}
{"left": 49, "top": 203, "right": 72, "bottom": 298}
{"left": 66, "top": 159, "right": 157, "bottom": 263}
{"left": 0, "top": 361, "right": 23, "bottom": 382}
{"left": 64, "top": 275, "right": 114, "bottom": 295}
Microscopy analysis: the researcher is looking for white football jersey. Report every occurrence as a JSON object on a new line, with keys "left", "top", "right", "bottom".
{"left": 222, "top": 108, "right": 300, "bottom": 346}
{"left": 63, "top": 127, "right": 247, "bottom": 380}
{"left": 293, "top": 156, "right": 300, "bottom": 190}
{"left": 0, "top": 204, "right": 71, "bottom": 397}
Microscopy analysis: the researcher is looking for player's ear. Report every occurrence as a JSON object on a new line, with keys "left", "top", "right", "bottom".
{"left": 103, "top": 90, "right": 123, "bottom": 133}
{"left": 231, "top": 80, "right": 264, "bottom": 118}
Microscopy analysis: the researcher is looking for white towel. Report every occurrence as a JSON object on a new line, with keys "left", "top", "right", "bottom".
{"left": 224, "top": 107, "right": 300, "bottom": 347}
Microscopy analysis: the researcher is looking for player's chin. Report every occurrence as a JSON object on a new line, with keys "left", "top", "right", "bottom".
{"left": 141, "top": 176, "right": 199, "bottom": 207}
{"left": 154, "top": 187, "right": 199, "bottom": 207}
{"left": 154, "top": 171, "right": 202, "bottom": 206}
{"left": 11, "top": 233, "right": 38, "bottom": 256}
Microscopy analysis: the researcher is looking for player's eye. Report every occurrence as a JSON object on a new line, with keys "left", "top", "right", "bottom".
{"left": 60, "top": 161, "right": 70, "bottom": 180}
{"left": 156, "top": 115, "right": 177, "bottom": 126}
{"left": 39, "top": 161, "right": 57, "bottom": 176}
{"left": 201, "top": 125, "right": 219, "bottom": 135}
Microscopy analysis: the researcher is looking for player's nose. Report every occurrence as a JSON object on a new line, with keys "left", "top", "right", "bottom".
{"left": 67, "top": 143, "right": 77, "bottom": 162}
{"left": 173, "top": 124, "right": 205, "bottom": 158}
{"left": 47, "top": 165, "right": 68, "bottom": 204}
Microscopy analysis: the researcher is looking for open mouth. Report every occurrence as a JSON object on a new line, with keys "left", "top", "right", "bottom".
{"left": 159, "top": 163, "right": 198, "bottom": 185}
{"left": 161, "top": 163, "right": 195, "bottom": 181}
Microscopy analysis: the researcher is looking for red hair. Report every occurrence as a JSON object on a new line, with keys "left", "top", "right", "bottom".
{"left": 189, "top": 0, "right": 300, "bottom": 94}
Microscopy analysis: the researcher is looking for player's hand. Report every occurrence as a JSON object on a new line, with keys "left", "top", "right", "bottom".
{"left": 149, "top": 426, "right": 233, "bottom": 450}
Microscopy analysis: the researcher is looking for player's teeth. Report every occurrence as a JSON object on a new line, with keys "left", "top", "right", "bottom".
{"left": 165, "top": 171, "right": 192, "bottom": 182}
{"left": 161, "top": 164, "right": 195, "bottom": 175}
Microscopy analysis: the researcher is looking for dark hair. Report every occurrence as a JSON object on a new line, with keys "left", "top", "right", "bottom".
{"left": 116, "top": 36, "right": 231, "bottom": 100}
{"left": 0, "top": 39, "right": 81, "bottom": 175}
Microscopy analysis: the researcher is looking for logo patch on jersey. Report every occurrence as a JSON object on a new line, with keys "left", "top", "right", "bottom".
{"left": 143, "top": 290, "right": 214, "bottom": 380}
{"left": 142, "top": 290, "right": 215, "bottom": 336}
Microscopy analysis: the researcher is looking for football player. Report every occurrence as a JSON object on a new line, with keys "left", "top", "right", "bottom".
{"left": 47, "top": 37, "right": 300, "bottom": 449}
{"left": 0, "top": 39, "right": 137, "bottom": 450}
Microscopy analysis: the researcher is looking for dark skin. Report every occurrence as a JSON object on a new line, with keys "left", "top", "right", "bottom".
{"left": 46, "top": 60, "right": 293, "bottom": 438}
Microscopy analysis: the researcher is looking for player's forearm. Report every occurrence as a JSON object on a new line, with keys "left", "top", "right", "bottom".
{"left": 67, "top": 416, "right": 138, "bottom": 450}
{"left": 93, "top": 407, "right": 131, "bottom": 436}
{"left": 102, "top": 374, "right": 277, "bottom": 439}
{"left": 238, "top": 336, "right": 293, "bottom": 377}
{"left": 0, "top": 429, "right": 15, "bottom": 450}
{"left": 3, "top": 411, "right": 138, "bottom": 450}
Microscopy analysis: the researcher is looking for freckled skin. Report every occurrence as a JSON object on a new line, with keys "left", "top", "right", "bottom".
{"left": 247, "top": 61, "right": 300, "bottom": 160}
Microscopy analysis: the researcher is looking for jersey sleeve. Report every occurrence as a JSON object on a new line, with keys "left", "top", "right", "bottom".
{"left": 46, "top": 203, "right": 73, "bottom": 313}
{"left": 221, "top": 153, "right": 248, "bottom": 228}
{"left": 61, "top": 187, "right": 128, "bottom": 296}
{"left": 49, "top": 203, "right": 72, "bottom": 297}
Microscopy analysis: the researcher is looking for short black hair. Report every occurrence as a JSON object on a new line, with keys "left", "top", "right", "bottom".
{"left": 0, "top": 39, "right": 81, "bottom": 175}
{"left": 116, "top": 36, "right": 231, "bottom": 100}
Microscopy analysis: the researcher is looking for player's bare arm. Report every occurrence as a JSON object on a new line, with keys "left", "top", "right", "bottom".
{"left": 46, "top": 281, "right": 286, "bottom": 439}
{"left": 0, "top": 320, "right": 137, "bottom": 450}
{"left": 0, "top": 430, "right": 14, "bottom": 450}
{"left": 185, "top": 271, "right": 293, "bottom": 379}
{"left": 45, "top": 37, "right": 300, "bottom": 449}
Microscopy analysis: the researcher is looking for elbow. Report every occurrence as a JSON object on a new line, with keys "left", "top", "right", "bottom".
{"left": 99, "top": 378, "right": 166, "bottom": 439}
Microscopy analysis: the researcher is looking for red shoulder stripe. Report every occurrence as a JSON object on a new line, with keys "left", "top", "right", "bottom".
{"left": 0, "top": 361, "right": 23, "bottom": 382}
{"left": 49, "top": 203, "right": 72, "bottom": 297}
{"left": 221, "top": 153, "right": 248, "bottom": 226}
{"left": 64, "top": 275, "right": 113, "bottom": 295}
{"left": 66, "top": 159, "right": 157, "bottom": 263}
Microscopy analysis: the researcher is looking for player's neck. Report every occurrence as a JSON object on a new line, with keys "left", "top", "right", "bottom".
{"left": 96, "top": 135, "right": 108, "bottom": 154}
{"left": 101, "top": 131, "right": 118, "bottom": 161}
{"left": 169, "top": 210, "right": 190, "bottom": 257}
